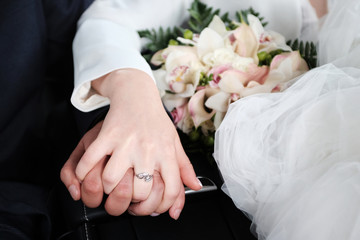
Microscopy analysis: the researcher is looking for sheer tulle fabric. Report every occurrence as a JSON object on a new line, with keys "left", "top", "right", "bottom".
{"left": 214, "top": 0, "right": 360, "bottom": 239}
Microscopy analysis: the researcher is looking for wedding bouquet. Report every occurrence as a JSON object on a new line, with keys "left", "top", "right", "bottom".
{"left": 139, "top": 0, "right": 316, "bottom": 149}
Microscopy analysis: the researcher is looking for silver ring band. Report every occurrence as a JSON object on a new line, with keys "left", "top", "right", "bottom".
{"left": 136, "top": 172, "right": 153, "bottom": 182}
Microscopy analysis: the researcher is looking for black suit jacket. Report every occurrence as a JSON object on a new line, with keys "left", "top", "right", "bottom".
{"left": 0, "top": 1, "right": 111, "bottom": 239}
{"left": 0, "top": 0, "right": 97, "bottom": 184}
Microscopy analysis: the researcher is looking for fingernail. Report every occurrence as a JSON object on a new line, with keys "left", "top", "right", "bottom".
{"left": 103, "top": 186, "right": 111, "bottom": 195}
{"left": 173, "top": 209, "right": 181, "bottom": 220}
{"left": 68, "top": 185, "right": 79, "bottom": 200}
{"left": 128, "top": 210, "right": 136, "bottom": 216}
{"left": 197, "top": 179, "right": 203, "bottom": 188}
{"left": 150, "top": 212, "right": 160, "bottom": 217}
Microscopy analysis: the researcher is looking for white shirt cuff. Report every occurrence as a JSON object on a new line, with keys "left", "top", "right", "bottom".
{"left": 71, "top": 19, "right": 154, "bottom": 112}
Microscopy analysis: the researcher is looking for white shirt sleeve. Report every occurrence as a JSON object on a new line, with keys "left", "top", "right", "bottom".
{"left": 71, "top": 0, "right": 191, "bottom": 112}
{"left": 71, "top": 0, "right": 311, "bottom": 112}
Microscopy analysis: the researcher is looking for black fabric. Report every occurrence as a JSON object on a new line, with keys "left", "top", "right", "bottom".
{"left": 0, "top": 182, "right": 52, "bottom": 240}
{"left": 0, "top": 0, "right": 94, "bottom": 239}
{"left": 74, "top": 106, "right": 109, "bottom": 137}
{"left": 0, "top": 0, "right": 93, "bottom": 184}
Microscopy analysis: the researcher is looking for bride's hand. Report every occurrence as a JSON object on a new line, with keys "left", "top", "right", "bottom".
{"left": 61, "top": 120, "right": 185, "bottom": 219}
{"left": 74, "top": 69, "right": 202, "bottom": 216}
{"left": 61, "top": 121, "right": 133, "bottom": 215}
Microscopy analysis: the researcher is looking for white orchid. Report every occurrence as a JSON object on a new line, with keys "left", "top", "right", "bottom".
{"left": 171, "top": 103, "right": 194, "bottom": 134}
{"left": 152, "top": 46, "right": 204, "bottom": 111}
{"left": 187, "top": 87, "right": 218, "bottom": 127}
{"left": 150, "top": 13, "right": 310, "bottom": 136}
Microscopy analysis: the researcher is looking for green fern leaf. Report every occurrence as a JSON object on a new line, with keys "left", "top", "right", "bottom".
{"left": 138, "top": 26, "right": 183, "bottom": 62}
{"left": 237, "top": 7, "right": 268, "bottom": 27}
{"left": 187, "top": 0, "right": 221, "bottom": 33}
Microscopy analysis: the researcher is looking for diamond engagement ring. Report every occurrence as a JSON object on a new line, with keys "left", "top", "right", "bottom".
{"left": 136, "top": 172, "right": 153, "bottom": 182}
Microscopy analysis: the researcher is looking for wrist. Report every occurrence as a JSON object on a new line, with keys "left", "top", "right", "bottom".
{"left": 92, "top": 68, "right": 156, "bottom": 99}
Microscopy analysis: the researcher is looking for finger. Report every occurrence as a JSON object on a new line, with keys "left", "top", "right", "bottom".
{"left": 102, "top": 151, "right": 132, "bottom": 194}
{"left": 155, "top": 156, "right": 181, "bottom": 213}
{"left": 168, "top": 183, "right": 185, "bottom": 220}
{"left": 128, "top": 171, "right": 164, "bottom": 216}
{"left": 132, "top": 159, "right": 155, "bottom": 202}
{"left": 176, "top": 137, "right": 202, "bottom": 191}
{"left": 104, "top": 168, "right": 134, "bottom": 216}
{"left": 60, "top": 140, "right": 85, "bottom": 201}
{"left": 81, "top": 156, "right": 107, "bottom": 208}
{"left": 75, "top": 138, "right": 110, "bottom": 181}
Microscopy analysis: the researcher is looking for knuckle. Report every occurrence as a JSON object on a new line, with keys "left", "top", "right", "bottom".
{"left": 132, "top": 207, "right": 152, "bottom": 216}
{"left": 152, "top": 180, "right": 164, "bottom": 193}
{"left": 82, "top": 178, "right": 102, "bottom": 195}
{"left": 164, "top": 188, "right": 179, "bottom": 202}
{"left": 59, "top": 167, "right": 70, "bottom": 183}
{"left": 138, "top": 138, "right": 154, "bottom": 150}
{"left": 133, "top": 191, "right": 149, "bottom": 202}
{"left": 75, "top": 166, "right": 85, "bottom": 181}
{"left": 155, "top": 205, "right": 169, "bottom": 214}
{"left": 162, "top": 146, "right": 175, "bottom": 157}
{"left": 113, "top": 182, "right": 132, "bottom": 199}
{"left": 83, "top": 198, "right": 101, "bottom": 209}
{"left": 105, "top": 204, "right": 126, "bottom": 216}
{"left": 102, "top": 173, "right": 117, "bottom": 187}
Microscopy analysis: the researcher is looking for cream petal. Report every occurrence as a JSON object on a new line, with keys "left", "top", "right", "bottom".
{"left": 248, "top": 14, "right": 264, "bottom": 41}
{"left": 208, "top": 15, "right": 228, "bottom": 37}
{"left": 231, "top": 55, "right": 254, "bottom": 71}
{"left": 268, "top": 31, "right": 292, "bottom": 51}
{"left": 214, "top": 111, "right": 226, "bottom": 129}
{"left": 173, "top": 69, "right": 201, "bottom": 97}
{"left": 233, "top": 23, "right": 259, "bottom": 62}
{"left": 150, "top": 49, "right": 165, "bottom": 66}
{"left": 178, "top": 83, "right": 197, "bottom": 98}
{"left": 265, "top": 70, "right": 286, "bottom": 85}
{"left": 278, "top": 57, "right": 294, "bottom": 77}
{"left": 197, "top": 28, "right": 224, "bottom": 58}
{"left": 239, "top": 84, "right": 273, "bottom": 98}
{"left": 188, "top": 89, "right": 216, "bottom": 127}
{"left": 165, "top": 47, "right": 199, "bottom": 71}
{"left": 247, "top": 80, "right": 261, "bottom": 88}
{"left": 162, "top": 94, "right": 188, "bottom": 111}
{"left": 205, "top": 91, "right": 231, "bottom": 112}
{"left": 153, "top": 69, "right": 170, "bottom": 91}
{"left": 176, "top": 107, "right": 194, "bottom": 134}
{"left": 290, "top": 51, "right": 309, "bottom": 72}
{"left": 270, "top": 51, "right": 308, "bottom": 81}
{"left": 176, "top": 37, "right": 197, "bottom": 45}
{"left": 246, "top": 64, "right": 269, "bottom": 84}
{"left": 218, "top": 70, "right": 246, "bottom": 93}
{"left": 170, "top": 81, "right": 186, "bottom": 93}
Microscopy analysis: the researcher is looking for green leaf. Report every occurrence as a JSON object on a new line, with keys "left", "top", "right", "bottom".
{"left": 236, "top": 7, "right": 268, "bottom": 27}
{"left": 187, "top": 0, "right": 221, "bottom": 33}
{"left": 138, "top": 26, "right": 183, "bottom": 63}
{"left": 199, "top": 72, "right": 213, "bottom": 86}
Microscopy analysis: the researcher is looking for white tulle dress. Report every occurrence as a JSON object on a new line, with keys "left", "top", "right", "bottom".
{"left": 214, "top": 0, "right": 360, "bottom": 239}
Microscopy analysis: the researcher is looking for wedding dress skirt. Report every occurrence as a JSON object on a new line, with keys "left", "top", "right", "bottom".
{"left": 214, "top": 0, "right": 360, "bottom": 239}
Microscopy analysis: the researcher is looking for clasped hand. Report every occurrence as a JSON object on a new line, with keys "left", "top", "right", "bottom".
{"left": 61, "top": 69, "right": 202, "bottom": 220}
